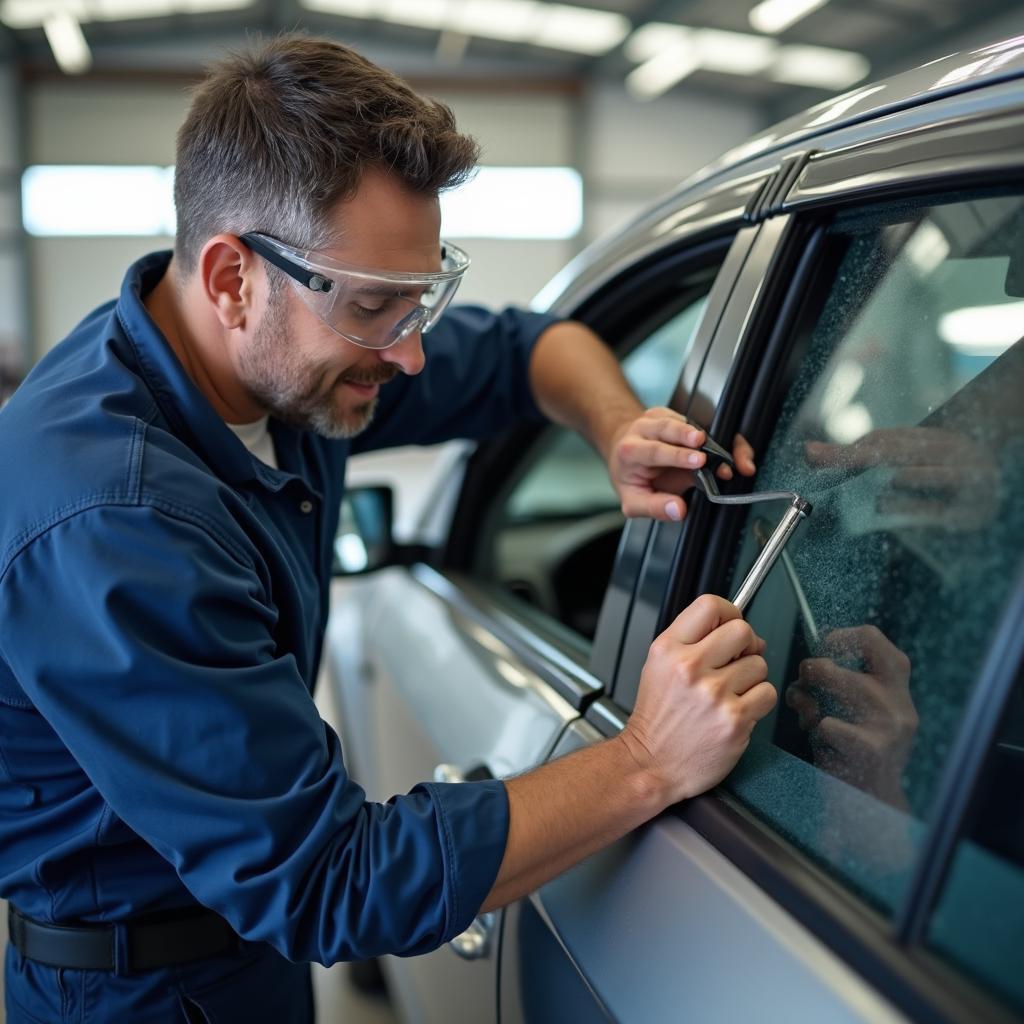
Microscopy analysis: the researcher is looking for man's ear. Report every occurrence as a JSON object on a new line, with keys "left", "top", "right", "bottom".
{"left": 197, "top": 235, "right": 258, "bottom": 330}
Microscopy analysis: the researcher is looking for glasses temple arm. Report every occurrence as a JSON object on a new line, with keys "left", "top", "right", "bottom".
{"left": 239, "top": 234, "right": 333, "bottom": 294}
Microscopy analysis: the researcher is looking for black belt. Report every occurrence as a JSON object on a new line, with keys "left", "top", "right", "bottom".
{"left": 8, "top": 905, "right": 240, "bottom": 973}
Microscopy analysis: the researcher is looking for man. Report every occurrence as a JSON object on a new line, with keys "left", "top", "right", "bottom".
{"left": 0, "top": 35, "right": 773, "bottom": 1022}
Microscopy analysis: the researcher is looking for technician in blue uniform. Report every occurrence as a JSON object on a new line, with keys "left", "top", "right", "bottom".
{"left": 0, "top": 36, "right": 773, "bottom": 1023}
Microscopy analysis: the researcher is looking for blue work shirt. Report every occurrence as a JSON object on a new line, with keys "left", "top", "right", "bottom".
{"left": 0, "top": 253, "right": 554, "bottom": 973}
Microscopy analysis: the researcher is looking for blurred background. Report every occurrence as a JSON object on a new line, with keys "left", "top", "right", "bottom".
{"left": 0, "top": 0, "right": 1021, "bottom": 401}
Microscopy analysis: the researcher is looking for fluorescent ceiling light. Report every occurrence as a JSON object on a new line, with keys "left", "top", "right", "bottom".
{"left": 749, "top": 0, "right": 829, "bottom": 35}
{"left": 448, "top": 0, "right": 537, "bottom": 42}
{"left": 939, "top": 301, "right": 1024, "bottom": 357}
{"left": 299, "top": 0, "right": 373, "bottom": 15}
{"left": 532, "top": 4, "right": 629, "bottom": 56}
{"left": 381, "top": 0, "right": 448, "bottom": 31}
{"left": 626, "top": 44, "right": 701, "bottom": 100}
{"left": 694, "top": 28, "right": 776, "bottom": 75}
{"left": 43, "top": 12, "right": 91, "bottom": 74}
{"left": 624, "top": 22, "right": 688, "bottom": 64}
{"left": 624, "top": 23, "right": 776, "bottom": 94}
{"left": 94, "top": 0, "right": 175, "bottom": 15}
{"left": 440, "top": 166, "right": 582, "bottom": 239}
{"left": 1, "top": 0, "right": 252, "bottom": 27}
{"left": 771, "top": 45, "right": 869, "bottom": 89}
{"left": 300, "top": 0, "right": 629, "bottom": 56}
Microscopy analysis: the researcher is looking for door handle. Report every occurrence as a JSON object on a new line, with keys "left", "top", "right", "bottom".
{"left": 433, "top": 763, "right": 494, "bottom": 784}
{"left": 449, "top": 912, "right": 496, "bottom": 960}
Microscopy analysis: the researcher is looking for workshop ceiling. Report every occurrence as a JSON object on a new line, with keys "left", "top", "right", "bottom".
{"left": 0, "top": 0, "right": 1021, "bottom": 117}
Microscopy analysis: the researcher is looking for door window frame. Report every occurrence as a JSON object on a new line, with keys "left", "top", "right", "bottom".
{"left": 434, "top": 231, "right": 753, "bottom": 699}
{"left": 602, "top": 99, "right": 1024, "bottom": 1023}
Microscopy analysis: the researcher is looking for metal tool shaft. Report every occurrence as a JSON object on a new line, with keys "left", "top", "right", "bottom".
{"left": 692, "top": 463, "right": 813, "bottom": 612}
{"left": 732, "top": 499, "right": 811, "bottom": 613}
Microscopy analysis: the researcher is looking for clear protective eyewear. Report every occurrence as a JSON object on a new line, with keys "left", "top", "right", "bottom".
{"left": 240, "top": 232, "right": 470, "bottom": 350}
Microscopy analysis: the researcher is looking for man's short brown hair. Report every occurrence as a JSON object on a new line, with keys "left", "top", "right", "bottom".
{"left": 173, "top": 34, "right": 480, "bottom": 275}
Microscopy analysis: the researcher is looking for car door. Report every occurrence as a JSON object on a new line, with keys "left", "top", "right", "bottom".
{"left": 501, "top": 85, "right": 1024, "bottom": 1023}
{"left": 324, "top": 208, "right": 762, "bottom": 1023}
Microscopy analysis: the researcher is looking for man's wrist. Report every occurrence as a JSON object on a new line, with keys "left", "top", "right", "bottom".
{"left": 592, "top": 403, "right": 641, "bottom": 461}
{"left": 608, "top": 733, "right": 673, "bottom": 819}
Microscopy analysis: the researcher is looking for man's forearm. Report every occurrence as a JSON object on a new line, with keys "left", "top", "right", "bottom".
{"left": 529, "top": 321, "right": 643, "bottom": 460}
{"left": 480, "top": 735, "right": 667, "bottom": 912}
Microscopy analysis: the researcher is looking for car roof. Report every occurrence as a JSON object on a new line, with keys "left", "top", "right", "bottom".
{"left": 704, "top": 34, "right": 1024, "bottom": 184}
{"left": 535, "top": 34, "right": 1024, "bottom": 315}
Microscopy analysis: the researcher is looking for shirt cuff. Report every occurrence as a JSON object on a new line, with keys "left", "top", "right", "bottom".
{"left": 421, "top": 778, "right": 510, "bottom": 944}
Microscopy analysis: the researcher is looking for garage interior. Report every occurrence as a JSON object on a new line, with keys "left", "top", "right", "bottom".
{"left": 0, "top": 1, "right": 1021, "bottom": 1021}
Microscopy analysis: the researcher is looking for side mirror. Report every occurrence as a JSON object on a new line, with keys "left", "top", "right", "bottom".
{"left": 333, "top": 485, "right": 395, "bottom": 575}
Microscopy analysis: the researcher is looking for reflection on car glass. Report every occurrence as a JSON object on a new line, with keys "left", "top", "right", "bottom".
{"left": 723, "top": 192, "right": 1024, "bottom": 916}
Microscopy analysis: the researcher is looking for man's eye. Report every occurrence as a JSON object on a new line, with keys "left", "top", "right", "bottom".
{"left": 350, "top": 301, "right": 387, "bottom": 319}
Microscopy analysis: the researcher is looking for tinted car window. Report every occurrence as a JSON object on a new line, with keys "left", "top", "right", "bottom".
{"left": 928, "top": 672, "right": 1024, "bottom": 1012}
{"left": 720, "top": 193, "right": 1024, "bottom": 915}
{"left": 478, "top": 293, "right": 712, "bottom": 643}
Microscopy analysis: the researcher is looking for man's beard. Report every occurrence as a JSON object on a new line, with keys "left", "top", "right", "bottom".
{"left": 239, "top": 289, "right": 397, "bottom": 439}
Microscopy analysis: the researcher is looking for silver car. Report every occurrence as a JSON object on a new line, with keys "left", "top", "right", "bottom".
{"left": 327, "top": 36, "right": 1024, "bottom": 1024}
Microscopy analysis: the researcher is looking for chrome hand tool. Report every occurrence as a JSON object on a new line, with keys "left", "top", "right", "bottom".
{"left": 692, "top": 433, "right": 813, "bottom": 614}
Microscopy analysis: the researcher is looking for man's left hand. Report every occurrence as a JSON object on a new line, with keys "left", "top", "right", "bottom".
{"left": 609, "top": 408, "right": 756, "bottom": 522}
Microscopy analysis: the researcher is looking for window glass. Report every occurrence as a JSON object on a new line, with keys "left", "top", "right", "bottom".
{"left": 479, "top": 292, "right": 712, "bottom": 643}
{"left": 720, "top": 193, "right": 1024, "bottom": 916}
{"left": 928, "top": 673, "right": 1024, "bottom": 1012}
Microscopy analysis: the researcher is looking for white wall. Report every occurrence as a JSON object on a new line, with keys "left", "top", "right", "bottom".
{"left": 582, "top": 84, "right": 763, "bottom": 242}
{"left": 23, "top": 77, "right": 762, "bottom": 357}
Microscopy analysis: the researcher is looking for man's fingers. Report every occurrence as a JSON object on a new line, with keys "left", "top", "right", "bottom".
{"left": 731, "top": 433, "right": 757, "bottom": 476}
{"left": 719, "top": 651, "right": 770, "bottom": 695}
{"left": 633, "top": 415, "right": 705, "bottom": 451}
{"left": 785, "top": 684, "right": 821, "bottom": 730}
{"left": 824, "top": 626, "right": 911, "bottom": 681}
{"left": 815, "top": 715, "right": 862, "bottom": 753}
{"left": 663, "top": 594, "right": 743, "bottom": 646}
{"left": 620, "top": 487, "right": 690, "bottom": 523}
{"left": 621, "top": 437, "right": 707, "bottom": 471}
{"left": 699, "top": 617, "right": 763, "bottom": 669}
{"left": 740, "top": 680, "right": 778, "bottom": 721}
{"left": 805, "top": 427, "right": 965, "bottom": 471}
{"left": 890, "top": 465, "right": 961, "bottom": 491}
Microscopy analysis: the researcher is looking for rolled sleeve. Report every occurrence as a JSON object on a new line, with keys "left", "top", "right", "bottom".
{"left": 0, "top": 503, "right": 509, "bottom": 963}
{"left": 421, "top": 779, "right": 509, "bottom": 947}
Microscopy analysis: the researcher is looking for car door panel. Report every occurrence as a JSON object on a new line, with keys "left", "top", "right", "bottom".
{"left": 602, "top": 97, "right": 1024, "bottom": 1020}
{"left": 326, "top": 565, "right": 587, "bottom": 1024}
{"left": 499, "top": 719, "right": 906, "bottom": 1024}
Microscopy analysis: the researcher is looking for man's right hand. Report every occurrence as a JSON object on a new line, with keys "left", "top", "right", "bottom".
{"left": 620, "top": 595, "right": 777, "bottom": 807}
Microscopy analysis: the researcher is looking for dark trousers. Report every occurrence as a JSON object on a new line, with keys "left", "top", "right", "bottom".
{"left": 5, "top": 939, "right": 314, "bottom": 1023}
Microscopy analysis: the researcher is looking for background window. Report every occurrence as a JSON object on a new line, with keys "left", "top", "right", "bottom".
{"left": 720, "top": 193, "right": 1024, "bottom": 919}
{"left": 478, "top": 289, "right": 713, "bottom": 643}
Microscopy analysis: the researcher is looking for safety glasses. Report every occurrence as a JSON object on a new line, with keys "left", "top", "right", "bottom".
{"left": 240, "top": 232, "right": 470, "bottom": 350}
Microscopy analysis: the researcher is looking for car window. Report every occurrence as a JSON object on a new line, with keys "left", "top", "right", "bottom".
{"left": 718, "top": 193, "right": 1024, "bottom": 919}
{"left": 476, "top": 290, "right": 713, "bottom": 645}
{"left": 928, "top": 675, "right": 1024, "bottom": 1012}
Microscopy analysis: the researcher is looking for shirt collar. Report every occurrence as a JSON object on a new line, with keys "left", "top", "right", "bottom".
{"left": 115, "top": 250, "right": 297, "bottom": 490}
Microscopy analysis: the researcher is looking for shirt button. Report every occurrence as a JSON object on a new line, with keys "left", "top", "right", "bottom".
{"left": 299, "top": 500, "right": 314, "bottom": 514}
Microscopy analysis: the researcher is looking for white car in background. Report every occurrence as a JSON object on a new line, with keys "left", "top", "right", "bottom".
{"left": 328, "top": 36, "right": 1024, "bottom": 1024}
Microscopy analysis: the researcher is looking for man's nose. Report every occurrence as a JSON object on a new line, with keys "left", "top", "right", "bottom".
{"left": 381, "top": 330, "right": 425, "bottom": 375}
